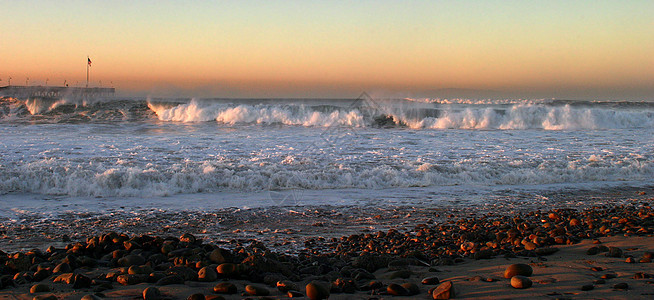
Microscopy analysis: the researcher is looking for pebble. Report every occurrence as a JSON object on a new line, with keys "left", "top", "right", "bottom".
{"left": 33, "top": 295, "right": 58, "bottom": 300}
{"left": 73, "top": 274, "right": 92, "bottom": 289}
{"left": 401, "top": 282, "right": 420, "bottom": 295}
{"left": 80, "top": 295, "right": 102, "bottom": 300}
{"left": 198, "top": 266, "right": 218, "bottom": 282}
{"left": 142, "top": 287, "right": 162, "bottom": 300}
{"left": 607, "top": 247, "right": 623, "bottom": 258}
{"left": 432, "top": 281, "right": 455, "bottom": 299}
{"left": 581, "top": 284, "right": 594, "bottom": 291}
{"left": 186, "top": 293, "right": 205, "bottom": 300}
{"left": 29, "top": 283, "right": 50, "bottom": 293}
{"left": 213, "top": 282, "right": 237, "bottom": 294}
{"left": 387, "top": 283, "right": 409, "bottom": 296}
{"left": 155, "top": 275, "right": 183, "bottom": 286}
{"left": 306, "top": 282, "right": 330, "bottom": 300}
{"left": 510, "top": 275, "right": 533, "bottom": 289}
{"left": 422, "top": 276, "right": 440, "bottom": 285}
{"left": 245, "top": 284, "right": 270, "bottom": 296}
{"left": 504, "top": 264, "right": 533, "bottom": 278}
{"left": 613, "top": 282, "right": 629, "bottom": 290}
{"left": 216, "top": 263, "right": 238, "bottom": 277}
{"left": 287, "top": 290, "right": 304, "bottom": 297}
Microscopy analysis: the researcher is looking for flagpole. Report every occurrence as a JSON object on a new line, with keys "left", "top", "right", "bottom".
{"left": 86, "top": 56, "right": 89, "bottom": 88}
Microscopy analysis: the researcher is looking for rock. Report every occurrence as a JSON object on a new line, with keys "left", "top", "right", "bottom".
{"left": 422, "top": 276, "right": 440, "bottom": 285}
{"left": 581, "top": 284, "right": 594, "bottom": 291}
{"left": 245, "top": 284, "right": 270, "bottom": 296}
{"left": 73, "top": 274, "right": 92, "bottom": 289}
{"left": 53, "top": 273, "right": 75, "bottom": 284}
{"left": 32, "top": 295, "right": 58, "bottom": 300}
{"left": 187, "top": 293, "right": 205, "bottom": 300}
{"left": 601, "top": 273, "right": 617, "bottom": 280}
{"left": 511, "top": 275, "right": 533, "bottom": 289}
{"left": 30, "top": 283, "right": 51, "bottom": 293}
{"left": 117, "top": 274, "right": 148, "bottom": 285}
{"left": 198, "top": 266, "right": 218, "bottom": 282}
{"left": 277, "top": 280, "right": 298, "bottom": 293}
{"left": 205, "top": 296, "right": 225, "bottom": 300}
{"left": 473, "top": 249, "right": 493, "bottom": 260}
{"left": 208, "top": 249, "right": 225, "bottom": 264}
{"left": 33, "top": 269, "right": 52, "bottom": 282}
{"left": 401, "top": 282, "right": 420, "bottom": 295}
{"left": 523, "top": 242, "right": 537, "bottom": 251}
{"left": 386, "top": 283, "right": 409, "bottom": 296}
{"left": 80, "top": 295, "right": 102, "bottom": 300}
{"left": 535, "top": 248, "right": 559, "bottom": 256}
{"left": 216, "top": 263, "right": 238, "bottom": 277}
{"left": 607, "top": 247, "right": 623, "bottom": 258}
{"left": 143, "top": 287, "right": 162, "bottom": 300}
{"left": 432, "top": 281, "right": 455, "bottom": 299}
{"left": 128, "top": 265, "right": 154, "bottom": 275}
{"left": 118, "top": 255, "right": 146, "bottom": 267}
{"left": 52, "top": 263, "right": 72, "bottom": 274}
{"left": 625, "top": 257, "right": 636, "bottom": 263}
{"left": 213, "top": 282, "right": 237, "bottom": 294}
{"left": 586, "top": 247, "right": 599, "bottom": 255}
{"left": 591, "top": 266, "right": 603, "bottom": 272}
{"left": 166, "top": 266, "right": 198, "bottom": 281}
{"left": 180, "top": 233, "right": 196, "bottom": 244}
{"left": 613, "top": 282, "right": 628, "bottom": 290}
{"left": 594, "top": 279, "right": 606, "bottom": 284}
{"left": 306, "top": 281, "right": 330, "bottom": 300}
{"left": 155, "top": 275, "right": 183, "bottom": 286}
{"left": 504, "top": 264, "right": 533, "bottom": 278}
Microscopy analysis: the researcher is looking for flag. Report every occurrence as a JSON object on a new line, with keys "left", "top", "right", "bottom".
{"left": 88, "top": 57, "right": 92, "bottom": 66}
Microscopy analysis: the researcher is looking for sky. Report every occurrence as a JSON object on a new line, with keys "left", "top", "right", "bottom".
{"left": 1, "top": 0, "right": 653, "bottom": 99}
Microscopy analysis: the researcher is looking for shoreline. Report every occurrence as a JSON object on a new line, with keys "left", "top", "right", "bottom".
{"left": 0, "top": 194, "right": 652, "bottom": 299}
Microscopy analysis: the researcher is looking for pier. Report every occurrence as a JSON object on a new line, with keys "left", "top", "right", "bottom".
{"left": 0, "top": 85, "right": 115, "bottom": 100}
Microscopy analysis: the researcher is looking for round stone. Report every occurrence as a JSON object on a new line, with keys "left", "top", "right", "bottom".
{"left": 305, "top": 282, "right": 330, "bottom": 300}
{"left": 422, "top": 276, "right": 440, "bottom": 285}
{"left": 143, "top": 287, "right": 162, "bottom": 300}
{"left": 386, "top": 283, "right": 408, "bottom": 296}
{"left": 504, "top": 264, "right": 533, "bottom": 278}
{"left": 30, "top": 283, "right": 50, "bottom": 293}
{"left": 510, "top": 275, "right": 533, "bottom": 289}
{"left": 216, "top": 263, "right": 237, "bottom": 276}
{"left": 245, "top": 284, "right": 269, "bottom": 296}
{"left": 198, "top": 266, "right": 218, "bottom": 282}
{"left": 213, "top": 282, "right": 237, "bottom": 294}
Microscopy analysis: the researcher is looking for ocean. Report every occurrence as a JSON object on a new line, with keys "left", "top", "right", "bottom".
{"left": 0, "top": 95, "right": 653, "bottom": 250}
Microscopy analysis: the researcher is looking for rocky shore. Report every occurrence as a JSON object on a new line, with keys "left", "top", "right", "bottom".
{"left": 0, "top": 195, "right": 653, "bottom": 299}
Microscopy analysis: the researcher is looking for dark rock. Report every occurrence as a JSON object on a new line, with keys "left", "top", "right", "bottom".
{"left": 581, "top": 284, "right": 594, "bottom": 291}
{"left": 30, "top": 283, "right": 51, "bottom": 293}
{"left": 473, "top": 249, "right": 493, "bottom": 260}
{"left": 510, "top": 275, "right": 533, "bottom": 289}
{"left": 613, "top": 282, "right": 628, "bottom": 290}
{"left": 53, "top": 273, "right": 75, "bottom": 284}
{"left": 277, "top": 280, "right": 299, "bottom": 293}
{"left": 166, "top": 266, "right": 197, "bottom": 281}
{"left": 535, "top": 248, "right": 559, "bottom": 256}
{"left": 386, "top": 283, "right": 409, "bottom": 296}
{"left": 432, "top": 281, "right": 455, "bottom": 299}
{"left": 213, "top": 282, "right": 237, "bottom": 294}
{"left": 625, "top": 257, "right": 636, "bottom": 263}
{"left": 52, "top": 262, "right": 72, "bottom": 274}
{"left": 155, "top": 275, "right": 183, "bottom": 286}
{"left": 244, "top": 284, "right": 269, "bottom": 296}
{"left": 117, "top": 255, "right": 146, "bottom": 267}
{"left": 198, "top": 266, "right": 218, "bottom": 282}
{"left": 601, "top": 273, "right": 617, "bottom": 280}
{"left": 208, "top": 249, "right": 225, "bottom": 264}
{"left": 32, "top": 295, "right": 58, "bottom": 300}
{"left": 591, "top": 266, "right": 603, "bottom": 272}
{"left": 422, "top": 276, "right": 440, "bottom": 285}
{"left": 180, "top": 233, "right": 196, "bottom": 244}
{"left": 32, "top": 269, "right": 52, "bottom": 282}
{"left": 128, "top": 265, "right": 153, "bottom": 275}
{"left": 216, "top": 263, "right": 238, "bottom": 277}
{"left": 401, "top": 282, "right": 420, "bottom": 295}
{"left": 73, "top": 274, "right": 92, "bottom": 289}
{"left": 116, "top": 274, "right": 148, "bottom": 285}
{"left": 607, "top": 247, "right": 623, "bottom": 258}
{"left": 594, "top": 279, "right": 606, "bottom": 284}
{"left": 143, "top": 287, "right": 162, "bottom": 300}
{"left": 186, "top": 293, "right": 205, "bottom": 300}
{"left": 80, "top": 295, "right": 102, "bottom": 300}
{"left": 306, "top": 281, "right": 330, "bottom": 300}
{"left": 351, "top": 253, "right": 390, "bottom": 273}
{"left": 504, "top": 264, "right": 533, "bottom": 278}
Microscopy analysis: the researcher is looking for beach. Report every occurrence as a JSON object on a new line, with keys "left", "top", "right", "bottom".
{"left": 0, "top": 187, "right": 652, "bottom": 299}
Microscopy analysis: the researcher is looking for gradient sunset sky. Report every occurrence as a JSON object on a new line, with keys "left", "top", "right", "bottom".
{"left": 1, "top": 0, "right": 653, "bottom": 99}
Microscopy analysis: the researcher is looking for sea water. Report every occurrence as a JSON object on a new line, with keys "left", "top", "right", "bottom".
{"left": 0, "top": 96, "right": 653, "bottom": 221}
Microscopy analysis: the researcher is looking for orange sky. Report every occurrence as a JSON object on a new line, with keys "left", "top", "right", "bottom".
{"left": 1, "top": 1, "right": 653, "bottom": 99}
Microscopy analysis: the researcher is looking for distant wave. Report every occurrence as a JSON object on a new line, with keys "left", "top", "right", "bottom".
{"left": 2, "top": 96, "right": 653, "bottom": 130}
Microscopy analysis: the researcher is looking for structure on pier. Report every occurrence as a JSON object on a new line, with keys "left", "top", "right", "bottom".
{"left": 0, "top": 85, "right": 115, "bottom": 100}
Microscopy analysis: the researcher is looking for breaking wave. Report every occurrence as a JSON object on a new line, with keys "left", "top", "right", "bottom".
{"left": 2, "top": 96, "right": 653, "bottom": 130}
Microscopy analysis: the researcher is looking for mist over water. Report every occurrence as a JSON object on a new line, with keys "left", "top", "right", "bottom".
{"left": 0, "top": 96, "right": 652, "bottom": 209}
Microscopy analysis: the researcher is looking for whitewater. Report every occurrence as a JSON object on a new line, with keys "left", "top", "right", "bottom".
{"left": 0, "top": 95, "right": 652, "bottom": 219}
